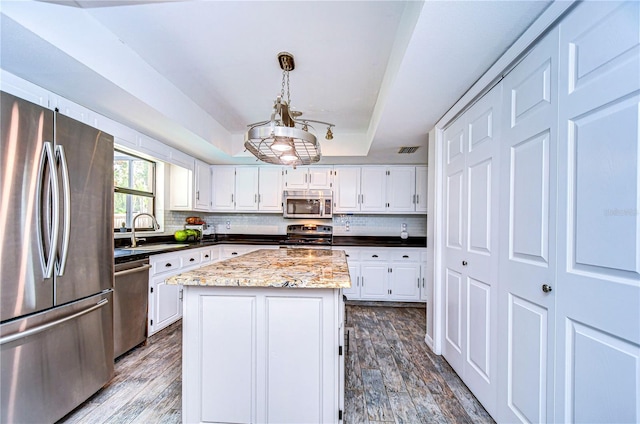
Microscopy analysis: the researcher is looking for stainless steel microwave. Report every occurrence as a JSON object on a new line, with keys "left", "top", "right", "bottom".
{"left": 283, "top": 190, "right": 333, "bottom": 218}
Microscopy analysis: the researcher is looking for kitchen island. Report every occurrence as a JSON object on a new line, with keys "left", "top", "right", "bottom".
{"left": 168, "top": 248, "right": 350, "bottom": 424}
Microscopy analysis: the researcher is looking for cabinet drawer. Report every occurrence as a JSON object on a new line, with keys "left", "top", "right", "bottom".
{"left": 151, "top": 254, "right": 181, "bottom": 276}
{"left": 180, "top": 251, "right": 201, "bottom": 268}
{"left": 360, "top": 250, "right": 389, "bottom": 261}
{"left": 336, "top": 247, "right": 360, "bottom": 261}
{"left": 390, "top": 250, "right": 421, "bottom": 262}
{"left": 200, "top": 249, "right": 214, "bottom": 263}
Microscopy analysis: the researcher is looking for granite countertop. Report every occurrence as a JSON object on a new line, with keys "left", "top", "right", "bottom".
{"left": 114, "top": 234, "right": 427, "bottom": 264}
{"left": 167, "top": 248, "right": 351, "bottom": 289}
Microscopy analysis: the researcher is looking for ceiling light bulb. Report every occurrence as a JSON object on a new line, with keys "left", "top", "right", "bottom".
{"left": 326, "top": 127, "right": 333, "bottom": 140}
{"left": 280, "top": 151, "right": 298, "bottom": 162}
{"left": 271, "top": 137, "right": 293, "bottom": 152}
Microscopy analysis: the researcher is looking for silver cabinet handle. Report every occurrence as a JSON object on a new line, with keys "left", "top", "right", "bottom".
{"left": 114, "top": 264, "right": 152, "bottom": 277}
{"left": 255, "top": 194, "right": 257, "bottom": 203}
{"left": 55, "top": 145, "right": 71, "bottom": 276}
{"left": 416, "top": 194, "right": 420, "bottom": 204}
{"left": 422, "top": 277, "right": 425, "bottom": 288}
{"left": 418, "top": 278, "right": 420, "bottom": 287}
{"left": 542, "top": 284, "right": 553, "bottom": 293}
{"left": 361, "top": 277, "right": 364, "bottom": 286}
{"left": 38, "top": 141, "right": 59, "bottom": 278}
{"left": 462, "top": 260, "right": 468, "bottom": 266}
{"left": 356, "top": 276, "right": 359, "bottom": 287}
{"left": 196, "top": 190, "right": 200, "bottom": 200}
{"left": 1, "top": 299, "right": 109, "bottom": 345}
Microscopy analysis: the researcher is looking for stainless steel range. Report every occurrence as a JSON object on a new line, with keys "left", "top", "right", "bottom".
{"left": 282, "top": 224, "right": 333, "bottom": 248}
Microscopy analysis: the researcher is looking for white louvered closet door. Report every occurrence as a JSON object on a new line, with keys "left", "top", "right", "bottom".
{"left": 555, "top": 2, "right": 640, "bottom": 423}
{"left": 442, "top": 84, "right": 501, "bottom": 417}
{"left": 497, "top": 26, "right": 559, "bottom": 424}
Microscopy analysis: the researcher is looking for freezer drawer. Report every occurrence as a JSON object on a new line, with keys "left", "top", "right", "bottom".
{"left": 0, "top": 291, "right": 114, "bottom": 423}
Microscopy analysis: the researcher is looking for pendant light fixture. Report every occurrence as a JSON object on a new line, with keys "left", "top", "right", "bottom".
{"left": 244, "top": 52, "right": 335, "bottom": 167}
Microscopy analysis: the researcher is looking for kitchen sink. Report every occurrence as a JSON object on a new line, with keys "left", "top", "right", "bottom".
{"left": 124, "top": 243, "right": 190, "bottom": 251}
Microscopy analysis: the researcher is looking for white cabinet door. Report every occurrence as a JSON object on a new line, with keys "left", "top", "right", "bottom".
{"left": 554, "top": 3, "right": 640, "bottom": 423}
{"left": 389, "top": 263, "right": 420, "bottom": 301}
{"left": 149, "top": 275, "right": 182, "bottom": 335}
{"left": 360, "top": 167, "right": 386, "bottom": 212}
{"left": 211, "top": 166, "right": 236, "bottom": 211}
{"left": 235, "top": 167, "right": 259, "bottom": 211}
{"left": 194, "top": 159, "right": 211, "bottom": 211}
{"left": 258, "top": 167, "right": 283, "bottom": 211}
{"left": 308, "top": 166, "right": 333, "bottom": 189}
{"left": 420, "top": 251, "right": 429, "bottom": 302}
{"left": 283, "top": 167, "right": 332, "bottom": 189}
{"left": 283, "top": 167, "right": 307, "bottom": 189}
{"left": 334, "top": 167, "right": 361, "bottom": 213}
{"left": 415, "top": 166, "right": 428, "bottom": 213}
{"left": 343, "top": 263, "right": 360, "bottom": 299}
{"left": 360, "top": 264, "right": 388, "bottom": 300}
{"left": 169, "top": 164, "right": 193, "bottom": 210}
{"left": 386, "top": 166, "right": 415, "bottom": 212}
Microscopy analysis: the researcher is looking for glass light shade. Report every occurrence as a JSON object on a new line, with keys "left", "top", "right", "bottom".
{"left": 280, "top": 151, "right": 298, "bottom": 162}
{"left": 271, "top": 137, "right": 294, "bottom": 152}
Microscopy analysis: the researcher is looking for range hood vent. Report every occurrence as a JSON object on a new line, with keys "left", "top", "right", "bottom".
{"left": 398, "top": 146, "right": 420, "bottom": 154}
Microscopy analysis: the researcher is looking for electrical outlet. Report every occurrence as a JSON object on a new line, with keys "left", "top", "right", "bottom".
{"left": 226, "top": 221, "right": 231, "bottom": 230}
{"left": 345, "top": 221, "right": 350, "bottom": 232}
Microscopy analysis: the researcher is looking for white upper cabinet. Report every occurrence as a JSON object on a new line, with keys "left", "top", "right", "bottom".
{"left": 360, "top": 167, "right": 387, "bottom": 212}
{"left": 283, "top": 167, "right": 332, "bottom": 190}
{"left": 257, "top": 167, "right": 283, "bottom": 211}
{"left": 334, "top": 167, "right": 361, "bottom": 213}
{"left": 194, "top": 159, "right": 212, "bottom": 211}
{"left": 169, "top": 159, "right": 212, "bottom": 211}
{"left": 386, "top": 166, "right": 415, "bottom": 213}
{"left": 211, "top": 166, "right": 283, "bottom": 212}
{"left": 211, "top": 166, "right": 236, "bottom": 211}
{"left": 334, "top": 165, "right": 425, "bottom": 214}
{"left": 234, "top": 167, "right": 259, "bottom": 211}
{"left": 169, "top": 165, "right": 193, "bottom": 210}
{"left": 415, "top": 166, "right": 428, "bottom": 213}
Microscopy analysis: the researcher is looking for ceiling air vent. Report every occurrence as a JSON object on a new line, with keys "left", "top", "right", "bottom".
{"left": 398, "top": 146, "right": 420, "bottom": 154}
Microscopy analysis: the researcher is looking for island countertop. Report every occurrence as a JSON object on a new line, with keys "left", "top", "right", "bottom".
{"left": 167, "top": 248, "right": 351, "bottom": 289}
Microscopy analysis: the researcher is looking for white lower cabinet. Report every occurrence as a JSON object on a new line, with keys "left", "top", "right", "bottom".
{"left": 148, "top": 246, "right": 217, "bottom": 335}
{"left": 336, "top": 246, "right": 426, "bottom": 302}
{"left": 182, "top": 286, "right": 344, "bottom": 423}
{"left": 149, "top": 275, "right": 183, "bottom": 334}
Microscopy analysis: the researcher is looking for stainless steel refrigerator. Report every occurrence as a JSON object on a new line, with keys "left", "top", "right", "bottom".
{"left": 0, "top": 91, "right": 115, "bottom": 423}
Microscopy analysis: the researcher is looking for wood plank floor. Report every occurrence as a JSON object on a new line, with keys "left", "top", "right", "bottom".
{"left": 58, "top": 304, "right": 493, "bottom": 424}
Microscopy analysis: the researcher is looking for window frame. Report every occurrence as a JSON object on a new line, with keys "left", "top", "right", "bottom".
{"left": 114, "top": 149, "right": 157, "bottom": 232}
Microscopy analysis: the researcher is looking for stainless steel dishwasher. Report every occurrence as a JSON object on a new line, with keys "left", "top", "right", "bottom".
{"left": 113, "top": 259, "right": 151, "bottom": 359}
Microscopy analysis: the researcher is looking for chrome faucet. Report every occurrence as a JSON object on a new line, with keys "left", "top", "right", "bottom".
{"left": 131, "top": 213, "right": 160, "bottom": 247}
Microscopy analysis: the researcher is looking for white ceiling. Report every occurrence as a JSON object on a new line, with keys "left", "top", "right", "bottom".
{"left": 0, "top": 0, "right": 552, "bottom": 165}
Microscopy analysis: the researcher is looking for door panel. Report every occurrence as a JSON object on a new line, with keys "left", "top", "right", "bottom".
{"left": 557, "top": 3, "right": 640, "bottom": 421}
{"left": 53, "top": 113, "right": 113, "bottom": 305}
{"left": 445, "top": 268, "right": 463, "bottom": 369}
{"left": 498, "top": 27, "right": 558, "bottom": 424}
{"left": 467, "top": 278, "right": 490, "bottom": 382}
{"left": 510, "top": 132, "right": 550, "bottom": 264}
{"left": 507, "top": 295, "right": 547, "bottom": 424}
{"left": 446, "top": 171, "right": 463, "bottom": 250}
{"left": 0, "top": 93, "right": 54, "bottom": 321}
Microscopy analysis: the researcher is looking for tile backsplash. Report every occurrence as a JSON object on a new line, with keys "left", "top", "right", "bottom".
{"left": 165, "top": 211, "right": 426, "bottom": 237}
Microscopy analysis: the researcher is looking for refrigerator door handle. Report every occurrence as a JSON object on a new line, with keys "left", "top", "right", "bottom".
{"left": 39, "top": 141, "right": 59, "bottom": 279}
{"left": 0, "top": 298, "right": 109, "bottom": 346}
{"left": 55, "top": 144, "right": 71, "bottom": 276}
